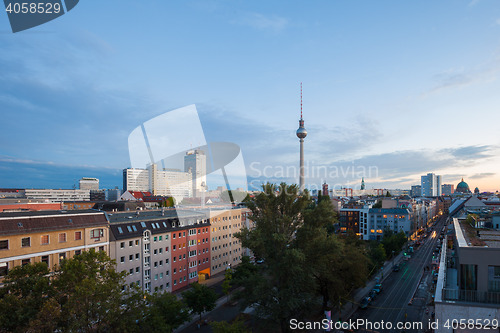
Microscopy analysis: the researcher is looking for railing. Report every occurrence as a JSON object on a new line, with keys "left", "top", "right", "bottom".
{"left": 442, "top": 288, "right": 500, "bottom": 304}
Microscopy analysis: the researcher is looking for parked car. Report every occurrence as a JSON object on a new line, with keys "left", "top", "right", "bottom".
{"left": 360, "top": 296, "right": 371, "bottom": 309}
{"left": 392, "top": 264, "right": 400, "bottom": 272}
{"left": 369, "top": 289, "right": 377, "bottom": 300}
{"left": 373, "top": 283, "right": 383, "bottom": 294}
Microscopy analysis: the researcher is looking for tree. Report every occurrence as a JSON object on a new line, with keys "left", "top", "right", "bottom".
{"left": 232, "top": 256, "right": 257, "bottom": 286}
{"left": 222, "top": 269, "right": 233, "bottom": 303}
{"left": 236, "top": 183, "right": 313, "bottom": 332}
{"left": 141, "top": 292, "right": 191, "bottom": 333}
{"left": 372, "top": 200, "right": 382, "bottom": 208}
{"left": 386, "top": 191, "right": 392, "bottom": 197}
{"left": 0, "top": 262, "right": 53, "bottom": 333}
{"left": 296, "top": 198, "right": 368, "bottom": 313}
{"left": 183, "top": 282, "right": 218, "bottom": 324}
{"left": 54, "top": 249, "right": 145, "bottom": 332}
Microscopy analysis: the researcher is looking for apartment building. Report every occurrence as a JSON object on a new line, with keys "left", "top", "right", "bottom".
{"left": 209, "top": 208, "right": 244, "bottom": 276}
{"left": 0, "top": 210, "right": 109, "bottom": 281}
{"left": 108, "top": 209, "right": 210, "bottom": 294}
{"left": 435, "top": 218, "right": 500, "bottom": 332}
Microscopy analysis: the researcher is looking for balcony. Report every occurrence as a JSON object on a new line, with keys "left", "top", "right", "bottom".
{"left": 442, "top": 288, "right": 500, "bottom": 305}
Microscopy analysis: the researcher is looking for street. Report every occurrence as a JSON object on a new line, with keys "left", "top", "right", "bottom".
{"left": 351, "top": 216, "right": 446, "bottom": 333}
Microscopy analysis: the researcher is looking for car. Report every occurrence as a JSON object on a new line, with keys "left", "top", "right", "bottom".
{"left": 369, "top": 289, "right": 377, "bottom": 300}
{"left": 373, "top": 283, "right": 383, "bottom": 294}
{"left": 360, "top": 296, "right": 371, "bottom": 309}
{"left": 392, "top": 264, "right": 400, "bottom": 272}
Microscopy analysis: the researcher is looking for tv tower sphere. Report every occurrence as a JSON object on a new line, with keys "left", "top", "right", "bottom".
{"left": 296, "top": 122, "right": 307, "bottom": 139}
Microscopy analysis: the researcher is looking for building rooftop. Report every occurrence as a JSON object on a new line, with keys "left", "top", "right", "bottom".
{"left": 0, "top": 210, "right": 107, "bottom": 236}
{"left": 456, "top": 218, "right": 500, "bottom": 248}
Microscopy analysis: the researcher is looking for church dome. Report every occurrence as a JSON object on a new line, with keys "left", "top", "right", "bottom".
{"left": 456, "top": 178, "right": 470, "bottom": 193}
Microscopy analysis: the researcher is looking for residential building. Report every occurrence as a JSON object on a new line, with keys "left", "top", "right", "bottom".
{"left": 79, "top": 177, "right": 99, "bottom": 191}
{"left": 360, "top": 208, "right": 412, "bottom": 241}
{"left": 435, "top": 218, "right": 500, "bottom": 332}
{"left": 0, "top": 210, "right": 109, "bottom": 282}
{"left": 108, "top": 209, "right": 210, "bottom": 294}
{"left": 209, "top": 208, "right": 244, "bottom": 276}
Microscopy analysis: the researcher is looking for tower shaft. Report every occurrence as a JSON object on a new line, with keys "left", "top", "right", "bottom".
{"left": 299, "top": 138, "right": 305, "bottom": 193}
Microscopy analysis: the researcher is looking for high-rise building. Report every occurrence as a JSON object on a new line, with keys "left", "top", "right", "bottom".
{"left": 184, "top": 149, "right": 206, "bottom": 197}
{"left": 361, "top": 178, "right": 365, "bottom": 190}
{"left": 79, "top": 177, "right": 99, "bottom": 191}
{"left": 421, "top": 173, "right": 442, "bottom": 197}
{"left": 441, "top": 184, "right": 454, "bottom": 196}
{"left": 296, "top": 83, "right": 307, "bottom": 193}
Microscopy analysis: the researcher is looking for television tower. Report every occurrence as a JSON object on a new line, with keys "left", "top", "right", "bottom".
{"left": 296, "top": 83, "right": 307, "bottom": 193}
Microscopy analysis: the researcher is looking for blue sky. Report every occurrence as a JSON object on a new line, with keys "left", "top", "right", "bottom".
{"left": 1, "top": 0, "right": 500, "bottom": 191}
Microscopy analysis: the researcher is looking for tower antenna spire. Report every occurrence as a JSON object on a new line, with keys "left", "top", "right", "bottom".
{"left": 300, "top": 82, "right": 303, "bottom": 119}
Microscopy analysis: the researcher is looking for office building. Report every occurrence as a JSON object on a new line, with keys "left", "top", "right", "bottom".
{"left": 441, "top": 184, "right": 454, "bottom": 196}
{"left": 184, "top": 149, "right": 207, "bottom": 197}
{"left": 24, "top": 189, "right": 91, "bottom": 202}
{"left": 79, "top": 177, "right": 99, "bottom": 191}
{"left": 123, "top": 165, "right": 192, "bottom": 203}
{"left": 411, "top": 185, "right": 422, "bottom": 197}
{"left": 421, "top": 173, "right": 442, "bottom": 197}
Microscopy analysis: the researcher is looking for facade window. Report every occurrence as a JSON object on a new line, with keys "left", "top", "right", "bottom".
{"left": 136, "top": 267, "right": 140, "bottom": 273}
{"left": 58, "top": 233, "right": 66, "bottom": 243}
{"left": 99, "top": 246, "right": 104, "bottom": 252}
{"left": 135, "top": 240, "right": 139, "bottom": 246}
{"left": 0, "top": 263, "right": 8, "bottom": 276}
{"left": 0, "top": 240, "right": 8, "bottom": 250}
{"left": 41, "top": 235, "right": 49, "bottom": 245}
{"left": 75, "top": 250, "right": 81, "bottom": 256}
{"left": 59, "top": 252, "right": 66, "bottom": 263}
{"left": 174, "top": 280, "right": 177, "bottom": 285}
{"left": 21, "top": 237, "right": 30, "bottom": 247}
{"left": 120, "top": 242, "right": 125, "bottom": 248}
{"left": 90, "top": 229, "right": 104, "bottom": 239}
{"left": 129, "top": 240, "right": 133, "bottom": 247}
{"left": 129, "top": 254, "right": 133, "bottom": 261}
{"left": 75, "top": 231, "right": 82, "bottom": 240}
{"left": 159, "top": 236, "right": 162, "bottom": 241}
{"left": 121, "top": 256, "right": 125, "bottom": 263}
{"left": 154, "top": 236, "right": 157, "bottom": 242}
{"left": 21, "top": 258, "right": 30, "bottom": 266}
{"left": 136, "top": 253, "right": 139, "bottom": 259}
{"left": 159, "top": 248, "right": 163, "bottom": 254}
{"left": 41, "top": 255, "right": 49, "bottom": 266}
{"left": 129, "top": 268, "right": 133, "bottom": 275}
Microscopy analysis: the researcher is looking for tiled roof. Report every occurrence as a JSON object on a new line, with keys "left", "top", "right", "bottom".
{"left": 0, "top": 210, "right": 108, "bottom": 236}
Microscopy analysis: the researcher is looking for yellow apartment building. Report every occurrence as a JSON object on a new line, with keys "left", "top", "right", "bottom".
{"left": 0, "top": 210, "right": 109, "bottom": 280}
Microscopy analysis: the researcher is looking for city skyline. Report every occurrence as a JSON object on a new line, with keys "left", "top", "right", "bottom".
{"left": 1, "top": 1, "right": 500, "bottom": 191}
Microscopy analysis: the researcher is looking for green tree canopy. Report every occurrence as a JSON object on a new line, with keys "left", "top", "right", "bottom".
{"left": 141, "top": 292, "right": 191, "bottom": 333}
{"left": 182, "top": 282, "right": 218, "bottom": 323}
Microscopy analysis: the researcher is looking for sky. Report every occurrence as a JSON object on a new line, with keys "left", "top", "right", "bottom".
{"left": 0, "top": 0, "right": 500, "bottom": 192}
